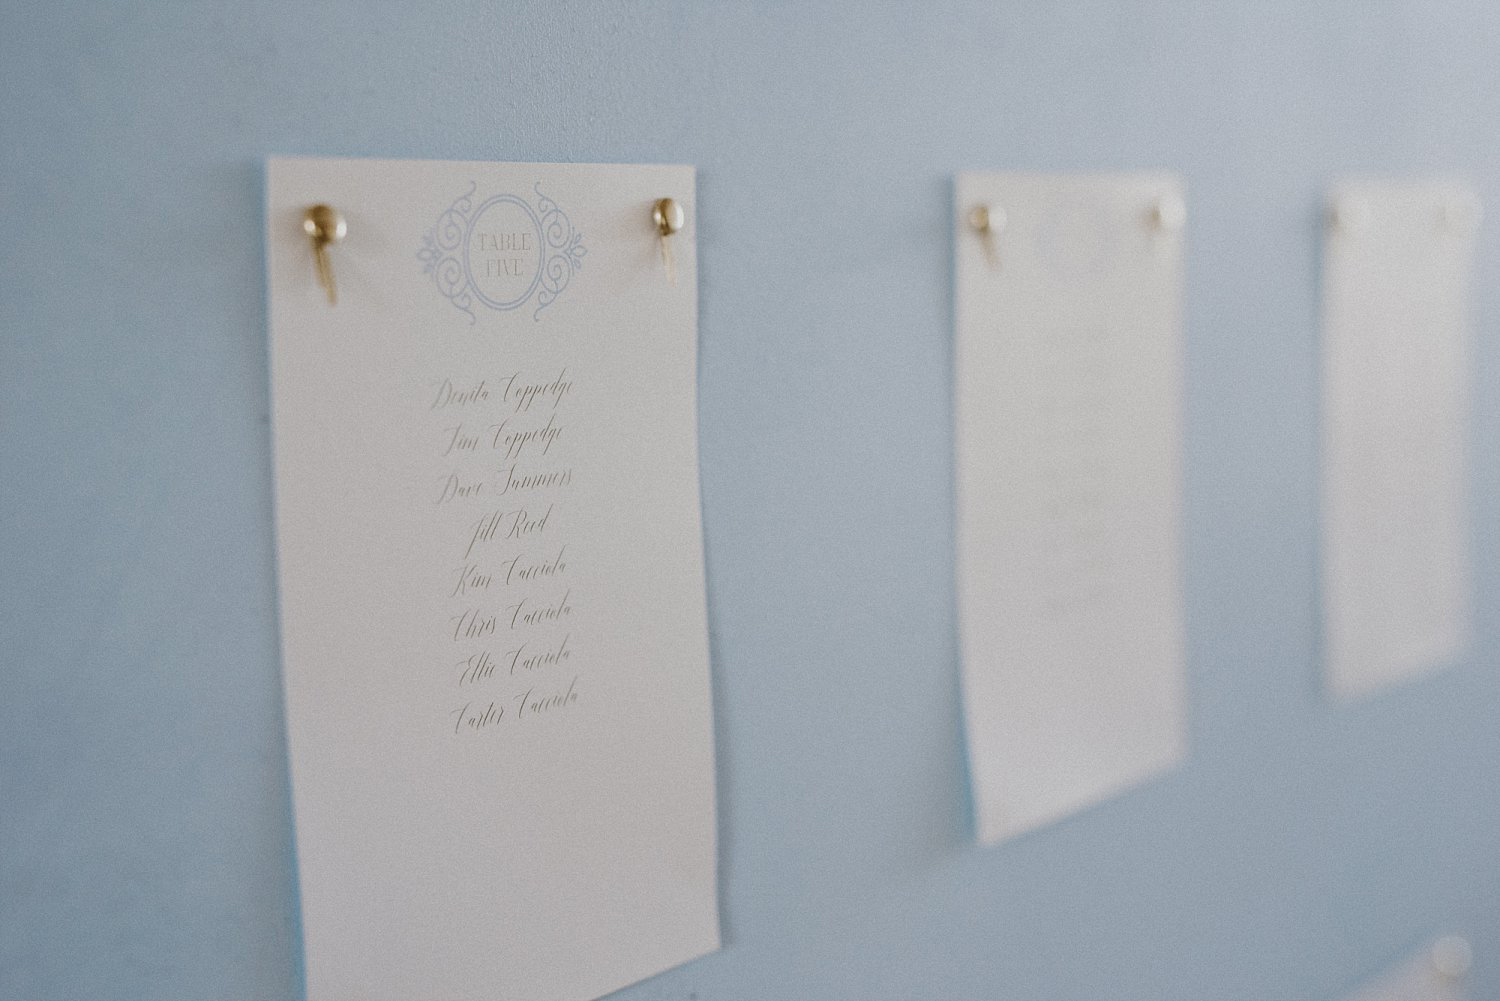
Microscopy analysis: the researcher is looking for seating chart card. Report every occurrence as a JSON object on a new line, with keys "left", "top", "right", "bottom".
{"left": 266, "top": 157, "right": 718, "bottom": 1001}
{"left": 1321, "top": 179, "right": 1478, "bottom": 699}
{"left": 954, "top": 171, "right": 1188, "bottom": 843}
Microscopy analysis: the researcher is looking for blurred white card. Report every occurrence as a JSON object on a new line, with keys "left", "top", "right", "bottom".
{"left": 1321, "top": 180, "right": 1477, "bottom": 699}
{"left": 267, "top": 158, "right": 718, "bottom": 1001}
{"left": 1343, "top": 938, "right": 1472, "bottom": 1001}
{"left": 954, "top": 172, "right": 1188, "bottom": 843}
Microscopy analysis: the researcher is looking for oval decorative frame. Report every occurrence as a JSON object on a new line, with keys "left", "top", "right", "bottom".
{"left": 461, "top": 194, "right": 545, "bottom": 312}
{"left": 417, "top": 182, "right": 586, "bottom": 323}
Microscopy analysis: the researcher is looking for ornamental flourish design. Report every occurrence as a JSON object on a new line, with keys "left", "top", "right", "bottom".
{"left": 417, "top": 182, "right": 586, "bottom": 323}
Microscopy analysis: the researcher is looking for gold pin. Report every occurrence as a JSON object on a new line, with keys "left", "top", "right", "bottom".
{"left": 302, "top": 204, "right": 347, "bottom": 305}
{"left": 1148, "top": 192, "right": 1186, "bottom": 233}
{"left": 652, "top": 197, "right": 685, "bottom": 285}
{"left": 969, "top": 203, "right": 1003, "bottom": 269}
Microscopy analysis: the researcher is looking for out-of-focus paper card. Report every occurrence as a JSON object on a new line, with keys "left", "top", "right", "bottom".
{"left": 954, "top": 172, "right": 1188, "bottom": 843}
{"left": 1343, "top": 937, "right": 1472, "bottom": 1001}
{"left": 1321, "top": 180, "right": 1478, "bottom": 699}
{"left": 267, "top": 158, "right": 718, "bottom": 1001}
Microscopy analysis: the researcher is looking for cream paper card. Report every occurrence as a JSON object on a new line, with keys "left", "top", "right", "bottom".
{"left": 1321, "top": 180, "right": 1478, "bottom": 699}
{"left": 955, "top": 171, "right": 1188, "bottom": 844}
{"left": 267, "top": 158, "right": 718, "bottom": 1001}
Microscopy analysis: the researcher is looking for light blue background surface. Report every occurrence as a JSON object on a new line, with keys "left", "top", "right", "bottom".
{"left": 3, "top": 3, "right": 1499, "bottom": 999}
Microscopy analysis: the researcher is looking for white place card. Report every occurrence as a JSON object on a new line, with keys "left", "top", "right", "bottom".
{"left": 1321, "top": 180, "right": 1478, "bottom": 699}
{"left": 267, "top": 158, "right": 718, "bottom": 1001}
{"left": 954, "top": 171, "right": 1188, "bottom": 843}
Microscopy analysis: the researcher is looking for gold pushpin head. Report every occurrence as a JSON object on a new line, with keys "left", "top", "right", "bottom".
{"left": 652, "top": 198, "right": 685, "bottom": 285}
{"left": 653, "top": 197, "right": 684, "bottom": 236}
{"left": 302, "top": 204, "right": 346, "bottom": 305}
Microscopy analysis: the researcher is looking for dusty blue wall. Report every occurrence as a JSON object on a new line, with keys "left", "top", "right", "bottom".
{"left": 3, "top": 3, "right": 1498, "bottom": 999}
